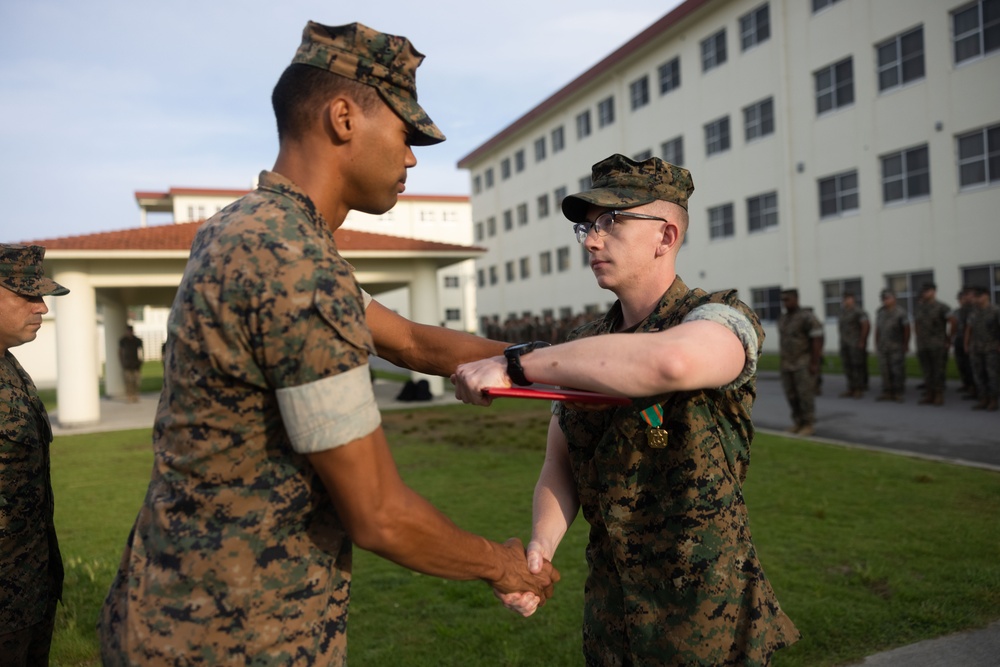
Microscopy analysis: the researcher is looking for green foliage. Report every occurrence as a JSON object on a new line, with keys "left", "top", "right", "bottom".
{"left": 48, "top": 403, "right": 999, "bottom": 666}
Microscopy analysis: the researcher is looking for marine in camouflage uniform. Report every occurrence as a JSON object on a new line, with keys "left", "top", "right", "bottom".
{"left": 874, "top": 290, "right": 910, "bottom": 402}
{"left": 777, "top": 290, "right": 824, "bottom": 434}
{"left": 0, "top": 244, "right": 68, "bottom": 666}
{"left": 453, "top": 154, "right": 799, "bottom": 665}
{"left": 952, "top": 288, "right": 976, "bottom": 395}
{"left": 837, "top": 293, "right": 869, "bottom": 397}
{"left": 99, "top": 22, "right": 555, "bottom": 666}
{"left": 966, "top": 286, "right": 1000, "bottom": 411}
{"left": 913, "top": 284, "right": 951, "bottom": 405}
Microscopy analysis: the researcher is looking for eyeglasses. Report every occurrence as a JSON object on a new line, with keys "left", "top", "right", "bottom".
{"left": 572, "top": 210, "right": 667, "bottom": 243}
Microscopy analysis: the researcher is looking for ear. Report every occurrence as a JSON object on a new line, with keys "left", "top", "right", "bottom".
{"left": 655, "top": 219, "right": 681, "bottom": 256}
{"left": 326, "top": 97, "right": 356, "bottom": 142}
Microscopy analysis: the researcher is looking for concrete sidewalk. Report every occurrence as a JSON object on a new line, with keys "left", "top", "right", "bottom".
{"left": 49, "top": 376, "right": 1000, "bottom": 666}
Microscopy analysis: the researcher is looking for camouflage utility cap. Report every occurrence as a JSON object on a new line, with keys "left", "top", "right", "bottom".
{"left": 292, "top": 21, "right": 445, "bottom": 146}
{"left": 0, "top": 244, "right": 69, "bottom": 297}
{"left": 562, "top": 154, "right": 695, "bottom": 222}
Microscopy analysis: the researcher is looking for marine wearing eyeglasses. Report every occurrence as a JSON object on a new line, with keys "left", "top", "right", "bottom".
{"left": 453, "top": 153, "right": 799, "bottom": 665}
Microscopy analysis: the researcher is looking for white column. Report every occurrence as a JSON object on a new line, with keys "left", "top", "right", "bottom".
{"left": 104, "top": 303, "right": 127, "bottom": 399}
{"left": 52, "top": 266, "right": 101, "bottom": 427}
{"left": 407, "top": 260, "right": 444, "bottom": 397}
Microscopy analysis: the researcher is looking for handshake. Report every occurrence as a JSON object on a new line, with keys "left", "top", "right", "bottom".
{"left": 490, "top": 538, "right": 554, "bottom": 617}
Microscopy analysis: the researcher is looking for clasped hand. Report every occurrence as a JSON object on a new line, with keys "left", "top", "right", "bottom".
{"left": 492, "top": 540, "right": 550, "bottom": 617}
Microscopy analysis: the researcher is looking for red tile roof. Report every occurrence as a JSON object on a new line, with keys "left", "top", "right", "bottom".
{"left": 21, "top": 220, "right": 482, "bottom": 253}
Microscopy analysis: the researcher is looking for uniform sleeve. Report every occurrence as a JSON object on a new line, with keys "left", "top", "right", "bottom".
{"left": 683, "top": 303, "right": 759, "bottom": 389}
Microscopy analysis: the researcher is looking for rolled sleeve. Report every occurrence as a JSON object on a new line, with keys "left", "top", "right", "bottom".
{"left": 277, "top": 363, "right": 381, "bottom": 454}
{"left": 683, "top": 303, "right": 760, "bottom": 389}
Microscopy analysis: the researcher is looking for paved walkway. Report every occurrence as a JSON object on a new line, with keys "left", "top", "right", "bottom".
{"left": 49, "top": 373, "right": 1000, "bottom": 665}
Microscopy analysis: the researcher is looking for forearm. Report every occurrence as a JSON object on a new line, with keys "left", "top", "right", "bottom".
{"left": 520, "top": 320, "right": 745, "bottom": 395}
{"left": 530, "top": 419, "right": 579, "bottom": 559}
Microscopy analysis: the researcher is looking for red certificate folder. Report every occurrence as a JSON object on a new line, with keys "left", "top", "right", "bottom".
{"left": 483, "top": 386, "right": 631, "bottom": 405}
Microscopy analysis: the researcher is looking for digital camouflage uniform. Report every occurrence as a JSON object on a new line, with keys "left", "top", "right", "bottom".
{"left": 777, "top": 307, "right": 823, "bottom": 429}
{"left": 0, "top": 352, "right": 63, "bottom": 661}
{"left": 99, "top": 170, "right": 378, "bottom": 665}
{"left": 968, "top": 302, "right": 1000, "bottom": 404}
{"left": 557, "top": 276, "right": 799, "bottom": 666}
{"left": 952, "top": 301, "right": 974, "bottom": 390}
{"left": 875, "top": 305, "right": 909, "bottom": 398}
{"left": 838, "top": 303, "right": 869, "bottom": 394}
{"left": 913, "top": 298, "right": 951, "bottom": 401}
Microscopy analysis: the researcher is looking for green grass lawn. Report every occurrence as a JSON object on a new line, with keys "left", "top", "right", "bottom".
{"left": 49, "top": 401, "right": 999, "bottom": 666}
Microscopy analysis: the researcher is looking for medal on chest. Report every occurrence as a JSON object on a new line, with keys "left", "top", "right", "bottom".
{"left": 639, "top": 403, "right": 668, "bottom": 449}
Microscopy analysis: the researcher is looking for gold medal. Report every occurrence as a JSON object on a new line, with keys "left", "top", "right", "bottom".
{"left": 646, "top": 426, "right": 668, "bottom": 449}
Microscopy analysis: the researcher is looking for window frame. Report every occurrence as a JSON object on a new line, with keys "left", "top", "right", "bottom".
{"left": 818, "top": 169, "right": 860, "bottom": 218}
{"left": 743, "top": 96, "right": 775, "bottom": 142}
{"left": 704, "top": 116, "right": 731, "bottom": 156}
{"left": 740, "top": 3, "right": 771, "bottom": 51}
{"left": 629, "top": 75, "right": 650, "bottom": 110}
{"left": 747, "top": 191, "right": 779, "bottom": 233}
{"left": 708, "top": 202, "right": 735, "bottom": 239}
{"left": 814, "top": 57, "right": 855, "bottom": 115}
{"left": 701, "top": 28, "right": 728, "bottom": 72}
{"left": 880, "top": 144, "right": 931, "bottom": 203}
{"left": 658, "top": 56, "right": 681, "bottom": 94}
{"left": 957, "top": 123, "right": 1000, "bottom": 188}
{"left": 876, "top": 26, "right": 925, "bottom": 92}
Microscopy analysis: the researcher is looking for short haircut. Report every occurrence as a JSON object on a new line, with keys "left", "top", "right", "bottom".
{"left": 271, "top": 63, "right": 382, "bottom": 142}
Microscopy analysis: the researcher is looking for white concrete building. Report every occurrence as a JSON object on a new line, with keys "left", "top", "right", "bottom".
{"left": 457, "top": 0, "right": 1000, "bottom": 351}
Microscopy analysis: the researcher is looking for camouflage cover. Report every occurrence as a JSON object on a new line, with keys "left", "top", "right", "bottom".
{"left": 562, "top": 153, "right": 695, "bottom": 222}
{"left": 0, "top": 244, "right": 68, "bottom": 297}
{"left": 291, "top": 21, "right": 444, "bottom": 146}
{"left": 99, "top": 170, "right": 376, "bottom": 665}
{"left": 0, "top": 352, "right": 63, "bottom": 633}
{"left": 556, "top": 276, "right": 798, "bottom": 665}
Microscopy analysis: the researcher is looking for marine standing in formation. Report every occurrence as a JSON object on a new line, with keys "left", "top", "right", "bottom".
{"left": 913, "top": 283, "right": 951, "bottom": 406}
{"left": 777, "top": 289, "right": 824, "bottom": 435}
{"left": 0, "top": 244, "right": 68, "bottom": 666}
{"left": 838, "top": 292, "right": 870, "bottom": 398}
{"left": 874, "top": 289, "right": 911, "bottom": 402}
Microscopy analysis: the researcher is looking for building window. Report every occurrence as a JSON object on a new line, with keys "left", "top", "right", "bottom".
{"left": 540, "top": 251, "right": 553, "bottom": 275}
{"left": 519, "top": 257, "right": 530, "bottom": 280}
{"left": 818, "top": 170, "right": 860, "bottom": 217}
{"left": 881, "top": 144, "right": 930, "bottom": 203}
{"left": 661, "top": 136, "right": 684, "bottom": 165}
{"left": 501, "top": 157, "right": 511, "bottom": 180}
{"left": 633, "top": 149, "right": 653, "bottom": 161}
{"left": 953, "top": 0, "right": 1000, "bottom": 64}
{"left": 576, "top": 110, "right": 592, "bottom": 139}
{"left": 503, "top": 210, "right": 513, "bottom": 231}
{"left": 474, "top": 221, "right": 484, "bottom": 241}
{"left": 822, "top": 277, "right": 864, "bottom": 319}
{"left": 962, "top": 263, "right": 1000, "bottom": 303}
{"left": 419, "top": 210, "right": 436, "bottom": 222}
{"left": 701, "top": 29, "right": 727, "bottom": 72}
{"left": 812, "top": 0, "right": 843, "bottom": 11}
{"left": 552, "top": 126, "right": 565, "bottom": 153}
{"left": 556, "top": 246, "right": 571, "bottom": 272}
{"left": 579, "top": 244, "right": 589, "bottom": 267}
{"left": 517, "top": 203, "right": 528, "bottom": 226}
{"left": 534, "top": 137, "right": 546, "bottom": 162}
{"left": 658, "top": 56, "right": 681, "bottom": 94}
{"left": 487, "top": 216, "right": 497, "bottom": 237}
{"left": 515, "top": 149, "right": 525, "bottom": 173}
{"left": 704, "top": 116, "right": 731, "bottom": 156}
{"left": 444, "top": 276, "right": 460, "bottom": 288}
{"left": 579, "top": 175, "right": 592, "bottom": 191}
{"left": 751, "top": 286, "right": 782, "bottom": 322}
{"left": 957, "top": 123, "right": 1000, "bottom": 188}
{"left": 554, "top": 186, "right": 568, "bottom": 207}
{"left": 444, "top": 308, "right": 461, "bottom": 322}
{"left": 537, "top": 193, "right": 550, "bottom": 219}
{"left": 488, "top": 266, "right": 498, "bottom": 285}
{"left": 629, "top": 76, "right": 650, "bottom": 110}
{"left": 747, "top": 191, "right": 779, "bottom": 232}
{"left": 743, "top": 97, "right": 774, "bottom": 142}
{"left": 886, "top": 270, "right": 934, "bottom": 317}
{"left": 814, "top": 57, "right": 854, "bottom": 115}
{"left": 877, "top": 26, "right": 925, "bottom": 91}
{"left": 740, "top": 3, "right": 770, "bottom": 51}
{"left": 484, "top": 167, "right": 494, "bottom": 189}
{"left": 708, "top": 203, "right": 735, "bottom": 239}
{"left": 597, "top": 96, "right": 615, "bottom": 128}
{"left": 505, "top": 261, "right": 515, "bottom": 283}
{"left": 477, "top": 269, "right": 485, "bottom": 289}
{"left": 473, "top": 175, "right": 482, "bottom": 194}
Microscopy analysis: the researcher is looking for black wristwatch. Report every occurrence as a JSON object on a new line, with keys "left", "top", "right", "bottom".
{"left": 504, "top": 341, "right": 551, "bottom": 386}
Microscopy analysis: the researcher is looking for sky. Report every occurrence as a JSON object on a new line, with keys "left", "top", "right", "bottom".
{"left": 0, "top": 0, "right": 684, "bottom": 241}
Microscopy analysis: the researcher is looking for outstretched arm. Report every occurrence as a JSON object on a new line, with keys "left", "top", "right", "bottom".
{"left": 496, "top": 416, "right": 580, "bottom": 616}
{"left": 307, "top": 425, "right": 559, "bottom": 598}
{"left": 366, "top": 298, "right": 507, "bottom": 376}
{"left": 454, "top": 318, "right": 748, "bottom": 405}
